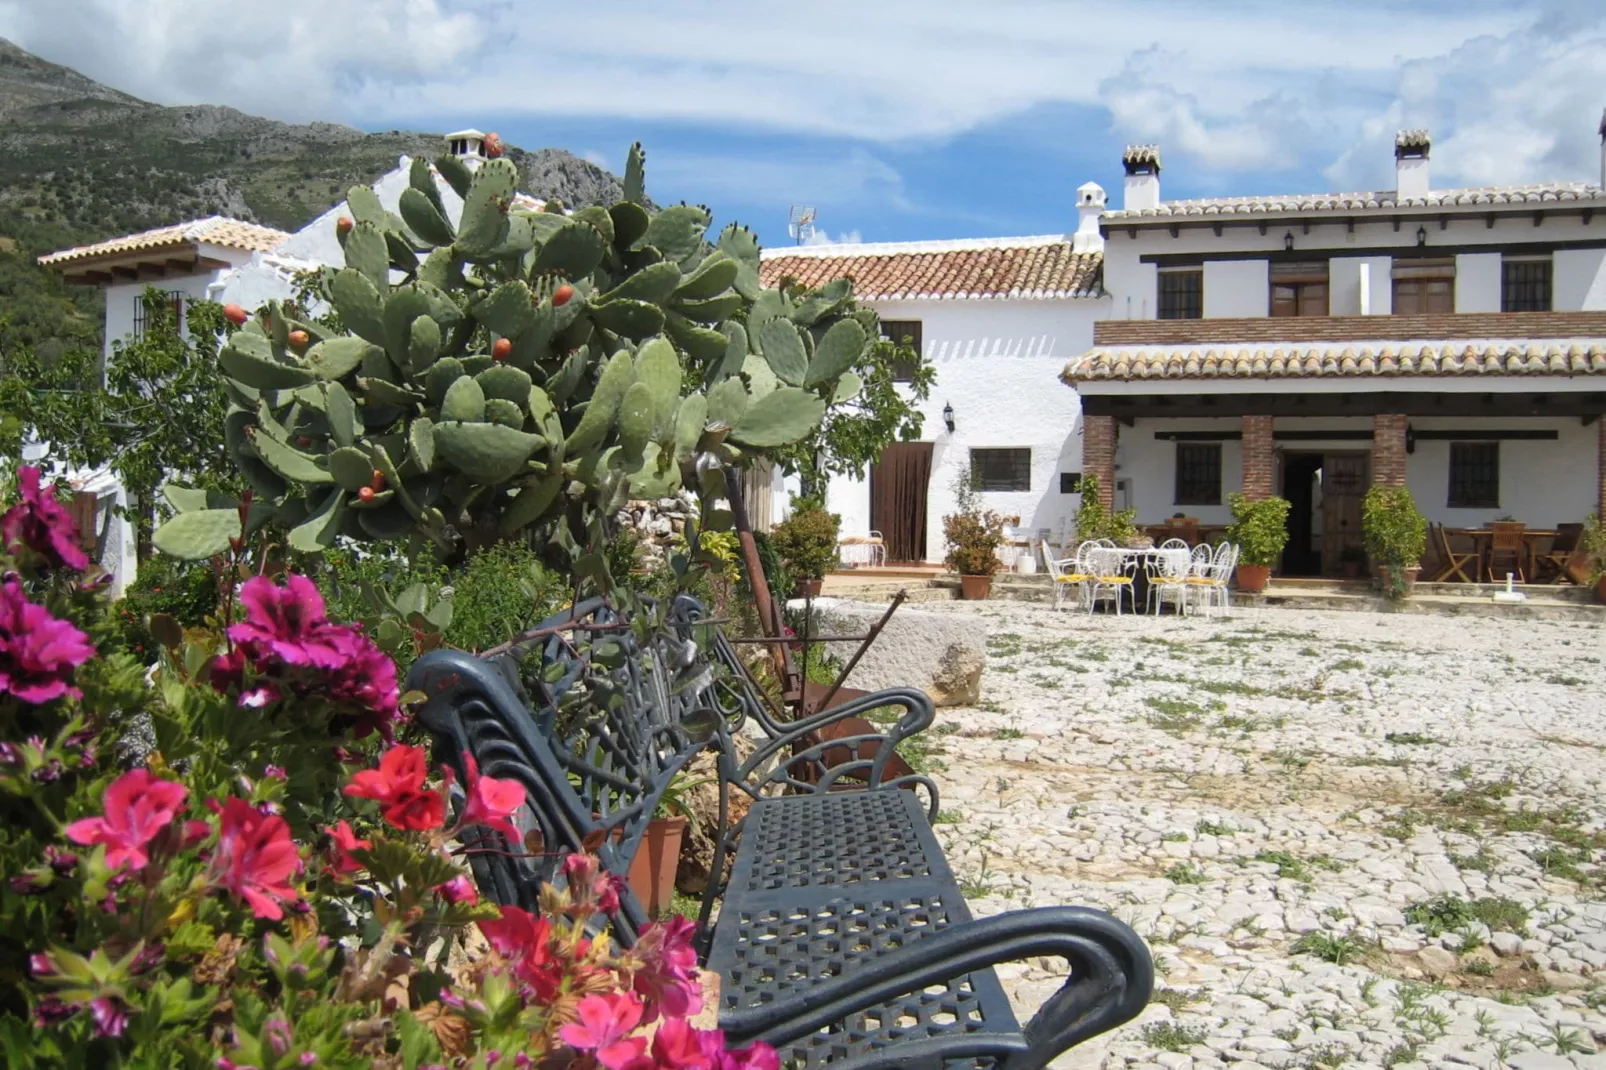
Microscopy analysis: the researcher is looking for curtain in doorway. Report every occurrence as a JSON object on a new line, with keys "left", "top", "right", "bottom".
{"left": 870, "top": 443, "right": 933, "bottom": 563}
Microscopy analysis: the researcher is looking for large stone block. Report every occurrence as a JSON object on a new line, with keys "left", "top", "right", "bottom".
{"left": 798, "top": 597, "right": 985, "bottom": 707}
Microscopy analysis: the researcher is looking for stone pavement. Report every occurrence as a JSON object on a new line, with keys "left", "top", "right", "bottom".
{"left": 908, "top": 601, "right": 1606, "bottom": 1069}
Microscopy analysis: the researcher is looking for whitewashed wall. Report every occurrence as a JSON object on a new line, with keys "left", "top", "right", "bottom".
{"left": 102, "top": 269, "right": 232, "bottom": 359}
{"left": 804, "top": 295, "right": 1107, "bottom": 561}
{"left": 1329, "top": 257, "right": 1393, "bottom": 315}
{"left": 1102, "top": 210, "right": 1606, "bottom": 319}
{"left": 1454, "top": 253, "right": 1502, "bottom": 313}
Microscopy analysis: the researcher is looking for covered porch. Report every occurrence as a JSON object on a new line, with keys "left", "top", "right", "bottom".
{"left": 1066, "top": 351, "right": 1606, "bottom": 582}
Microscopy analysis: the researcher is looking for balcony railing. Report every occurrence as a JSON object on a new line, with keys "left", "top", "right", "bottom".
{"left": 1092, "top": 311, "right": 1606, "bottom": 348}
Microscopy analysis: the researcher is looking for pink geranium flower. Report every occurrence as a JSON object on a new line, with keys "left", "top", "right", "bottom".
{"left": 65, "top": 768, "right": 188, "bottom": 871}
{"left": 325, "top": 820, "right": 369, "bottom": 877}
{"left": 0, "top": 580, "right": 95, "bottom": 704}
{"left": 209, "top": 797, "right": 301, "bottom": 920}
{"left": 342, "top": 745, "right": 444, "bottom": 831}
{"left": 322, "top": 625, "right": 400, "bottom": 738}
{"left": 478, "top": 906, "right": 566, "bottom": 1002}
{"left": 631, "top": 916, "right": 702, "bottom": 1021}
{"left": 559, "top": 992, "right": 647, "bottom": 1070}
{"left": 454, "top": 752, "right": 525, "bottom": 841}
{"left": 228, "top": 575, "right": 347, "bottom": 670}
{"left": 2, "top": 466, "right": 89, "bottom": 572}
{"left": 434, "top": 874, "right": 478, "bottom": 904}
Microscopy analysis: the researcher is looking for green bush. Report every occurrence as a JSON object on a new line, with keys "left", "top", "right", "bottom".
{"left": 1226, "top": 493, "right": 1291, "bottom": 567}
{"left": 1362, "top": 485, "right": 1427, "bottom": 568}
{"left": 114, "top": 555, "right": 220, "bottom": 662}
{"left": 771, "top": 501, "right": 841, "bottom": 581}
{"left": 444, "top": 540, "right": 569, "bottom": 653}
{"left": 1074, "top": 475, "right": 1138, "bottom": 543}
{"left": 943, "top": 468, "right": 1006, "bottom": 576}
{"left": 314, "top": 545, "right": 448, "bottom": 630}
{"left": 1582, "top": 514, "right": 1606, "bottom": 582}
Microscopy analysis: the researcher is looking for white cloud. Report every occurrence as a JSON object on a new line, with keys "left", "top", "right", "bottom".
{"left": 803, "top": 229, "right": 863, "bottom": 246}
{"left": 3, "top": 0, "right": 1603, "bottom": 191}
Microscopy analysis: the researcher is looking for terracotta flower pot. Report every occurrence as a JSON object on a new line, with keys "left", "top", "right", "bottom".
{"left": 626, "top": 815, "right": 687, "bottom": 918}
{"left": 794, "top": 578, "right": 823, "bottom": 599}
{"left": 1234, "top": 563, "right": 1271, "bottom": 593}
{"left": 1596, "top": 576, "right": 1606, "bottom": 605}
{"left": 959, "top": 574, "right": 993, "bottom": 600}
{"left": 1378, "top": 564, "right": 1421, "bottom": 598}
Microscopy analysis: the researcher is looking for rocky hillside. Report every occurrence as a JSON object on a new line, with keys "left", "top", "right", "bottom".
{"left": 0, "top": 39, "right": 630, "bottom": 358}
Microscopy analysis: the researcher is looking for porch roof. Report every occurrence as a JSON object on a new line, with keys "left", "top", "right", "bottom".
{"left": 1062, "top": 339, "right": 1606, "bottom": 386}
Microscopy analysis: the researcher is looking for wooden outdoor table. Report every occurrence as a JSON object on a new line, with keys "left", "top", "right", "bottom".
{"left": 1445, "top": 528, "right": 1557, "bottom": 582}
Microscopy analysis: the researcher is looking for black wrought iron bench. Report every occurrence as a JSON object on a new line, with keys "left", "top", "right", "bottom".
{"left": 408, "top": 596, "right": 1152, "bottom": 1069}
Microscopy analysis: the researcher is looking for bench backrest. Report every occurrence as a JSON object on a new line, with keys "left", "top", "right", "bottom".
{"left": 409, "top": 597, "right": 719, "bottom": 943}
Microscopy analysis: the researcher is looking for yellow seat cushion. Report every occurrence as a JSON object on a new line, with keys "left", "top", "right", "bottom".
{"left": 1185, "top": 577, "right": 1220, "bottom": 584}
{"left": 1058, "top": 574, "right": 1092, "bottom": 583}
{"left": 1097, "top": 576, "right": 1133, "bottom": 584}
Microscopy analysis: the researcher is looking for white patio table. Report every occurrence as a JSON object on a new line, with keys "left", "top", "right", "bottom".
{"left": 1092, "top": 546, "right": 1192, "bottom": 614}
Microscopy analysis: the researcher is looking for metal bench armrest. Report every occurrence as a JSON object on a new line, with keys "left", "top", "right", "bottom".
{"left": 719, "top": 906, "right": 1153, "bottom": 1070}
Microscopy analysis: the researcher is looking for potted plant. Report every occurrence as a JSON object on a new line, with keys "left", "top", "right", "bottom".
{"left": 1362, "top": 484, "right": 1427, "bottom": 599}
{"left": 772, "top": 499, "right": 841, "bottom": 598}
{"left": 1581, "top": 514, "right": 1606, "bottom": 603}
{"left": 625, "top": 774, "right": 704, "bottom": 917}
{"left": 1225, "top": 492, "right": 1290, "bottom": 593}
{"left": 943, "top": 470, "right": 1006, "bottom": 599}
{"left": 1339, "top": 544, "right": 1367, "bottom": 579}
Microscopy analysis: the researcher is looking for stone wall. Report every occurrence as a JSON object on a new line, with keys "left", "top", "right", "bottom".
{"left": 614, "top": 496, "right": 696, "bottom": 567}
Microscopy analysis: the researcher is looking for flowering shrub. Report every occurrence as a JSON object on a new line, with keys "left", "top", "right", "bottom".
{"left": 0, "top": 468, "right": 775, "bottom": 1070}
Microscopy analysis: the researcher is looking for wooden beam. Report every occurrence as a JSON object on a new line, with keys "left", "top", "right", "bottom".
{"left": 110, "top": 265, "right": 139, "bottom": 281}
{"left": 1583, "top": 413, "right": 1601, "bottom": 426}
{"left": 1586, "top": 209, "right": 1595, "bottom": 226}
{"left": 1439, "top": 214, "right": 1449, "bottom": 230}
{"left": 1168, "top": 224, "right": 1179, "bottom": 239}
{"left": 1486, "top": 213, "right": 1496, "bottom": 229}
{"left": 1127, "top": 226, "right": 1138, "bottom": 239}
{"left": 1392, "top": 216, "right": 1402, "bottom": 232}
{"left": 1346, "top": 218, "right": 1355, "bottom": 234}
{"left": 1212, "top": 223, "right": 1223, "bottom": 237}
{"left": 165, "top": 258, "right": 199, "bottom": 275}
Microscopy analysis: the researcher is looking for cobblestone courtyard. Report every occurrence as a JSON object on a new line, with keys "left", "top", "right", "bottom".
{"left": 916, "top": 602, "right": 1606, "bottom": 1070}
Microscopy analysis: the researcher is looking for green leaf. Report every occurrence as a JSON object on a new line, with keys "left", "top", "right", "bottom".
{"left": 757, "top": 319, "right": 808, "bottom": 386}
{"left": 729, "top": 386, "right": 826, "bottom": 447}
{"left": 250, "top": 428, "right": 333, "bottom": 483}
{"left": 152, "top": 509, "right": 240, "bottom": 559}
{"left": 673, "top": 251, "right": 740, "bottom": 301}
{"left": 644, "top": 204, "right": 710, "bottom": 263}
{"left": 330, "top": 268, "right": 388, "bottom": 346}
{"left": 399, "top": 186, "right": 455, "bottom": 246}
{"left": 441, "top": 376, "right": 486, "bottom": 423}
{"left": 832, "top": 370, "right": 863, "bottom": 404}
{"left": 564, "top": 349, "right": 636, "bottom": 454}
{"left": 805, "top": 319, "right": 867, "bottom": 386}
{"left": 500, "top": 469, "right": 565, "bottom": 533}
{"left": 590, "top": 299, "right": 664, "bottom": 340}
{"left": 304, "top": 336, "right": 376, "bottom": 380}
{"left": 408, "top": 416, "right": 435, "bottom": 471}
{"left": 706, "top": 376, "right": 747, "bottom": 428}
{"left": 288, "top": 489, "right": 345, "bottom": 552}
{"left": 477, "top": 364, "right": 533, "bottom": 405}
{"left": 328, "top": 446, "right": 374, "bottom": 491}
{"left": 219, "top": 338, "right": 315, "bottom": 390}
{"left": 599, "top": 261, "right": 682, "bottom": 306}
{"left": 455, "top": 158, "right": 517, "bottom": 255}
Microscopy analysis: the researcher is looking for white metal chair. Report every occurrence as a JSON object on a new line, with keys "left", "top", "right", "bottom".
{"left": 1148, "top": 540, "right": 1193, "bottom": 615}
{"left": 1041, "top": 539, "right": 1092, "bottom": 610}
{"left": 1086, "top": 546, "right": 1136, "bottom": 615}
{"left": 1187, "top": 542, "right": 1237, "bottom": 618}
{"left": 837, "top": 532, "right": 886, "bottom": 568}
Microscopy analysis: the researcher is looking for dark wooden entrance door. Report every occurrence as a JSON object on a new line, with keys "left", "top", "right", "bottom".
{"left": 1321, "top": 453, "right": 1369, "bottom": 577}
{"left": 870, "top": 442, "right": 933, "bottom": 563}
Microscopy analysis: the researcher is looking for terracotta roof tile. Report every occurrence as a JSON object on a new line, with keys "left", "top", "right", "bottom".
{"left": 759, "top": 236, "right": 1102, "bottom": 301}
{"left": 1102, "top": 182, "right": 1606, "bottom": 221}
{"left": 1062, "top": 340, "right": 1606, "bottom": 384}
{"left": 39, "top": 216, "right": 291, "bottom": 266}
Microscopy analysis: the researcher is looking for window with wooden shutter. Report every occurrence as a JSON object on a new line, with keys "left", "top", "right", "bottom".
{"left": 1270, "top": 261, "right": 1329, "bottom": 317}
{"left": 1174, "top": 443, "right": 1222, "bottom": 505}
{"left": 1501, "top": 258, "right": 1552, "bottom": 312}
{"left": 1157, "top": 269, "right": 1202, "bottom": 320}
{"left": 880, "top": 319, "right": 922, "bottom": 382}
{"left": 1391, "top": 258, "right": 1455, "bottom": 315}
{"left": 969, "top": 448, "right": 1031, "bottom": 492}
{"left": 1448, "top": 442, "right": 1499, "bottom": 509}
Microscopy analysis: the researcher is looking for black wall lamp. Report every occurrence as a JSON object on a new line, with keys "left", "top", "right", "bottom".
{"left": 1416, "top": 225, "right": 1427, "bottom": 247}
{"left": 942, "top": 402, "right": 955, "bottom": 432}
{"left": 1284, "top": 231, "right": 1294, "bottom": 251}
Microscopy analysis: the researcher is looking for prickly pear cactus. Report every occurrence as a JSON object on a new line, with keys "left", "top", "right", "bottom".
{"left": 155, "top": 144, "right": 874, "bottom": 591}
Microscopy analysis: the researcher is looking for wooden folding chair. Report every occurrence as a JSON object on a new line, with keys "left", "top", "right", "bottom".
{"left": 1486, "top": 521, "right": 1525, "bottom": 584}
{"left": 1536, "top": 523, "right": 1583, "bottom": 584}
{"left": 1430, "top": 523, "right": 1478, "bottom": 583}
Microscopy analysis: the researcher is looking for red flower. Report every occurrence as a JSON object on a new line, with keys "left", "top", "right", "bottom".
{"left": 478, "top": 906, "right": 566, "bottom": 1002}
{"left": 559, "top": 992, "right": 646, "bottom": 1070}
{"left": 209, "top": 797, "right": 301, "bottom": 920}
{"left": 455, "top": 751, "right": 525, "bottom": 841}
{"left": 649, "top": 1016, "right": 709, "bottom": 1069}
{"left": 65, "top": 768, "right": 188, "bottom": 871}
{"left": 228, "top": 575, "right": 347, "bottom": 670}
{"left": 630, "top": 916, "right": 702, "bottom": 1021}
{"left": 0, "top": 579, "right": 95, "bottom": 704}
{"left": 2, "top": 466, "right": 89, "bottom": 572}
{"left": 342, "top": 745, "right": 444, "bottom": 831}
{"left": 434, "top": 874, "right": 478, "bottom": 904}
{"left": 325, "top": 820, "right": 369, "bottom": 877}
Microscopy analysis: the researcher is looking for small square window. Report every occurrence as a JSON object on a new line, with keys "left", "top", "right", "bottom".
{"left": 970, "top": 448, "right": 1031, "bottom": 492}
{"left": 1158, "top": 270, "right": 1202, "bottom": 320}
{"left": 1174, "top": 443, "right": 1221, "bottom": 505}
{"left": 880, "top": 319, "right": 922, "bottom": 382}
{"left": 1502, "top": 258, "right": 1552, "bottom": 312}
{"left": 1059, "top": 471, "right": 1083, "bottom": 493}
{"left": 1448, "top": 442, "right": 1499, "bottom": 509}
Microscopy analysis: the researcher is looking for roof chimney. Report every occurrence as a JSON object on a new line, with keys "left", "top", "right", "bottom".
{"left": 1073, "top": 181, "right": 1106, "bottom": 252}
{"left": 1122, "top": 146, "right": 1161, "bottom": 212}
{"left": 445, "top": 128, "right": 488, "bottom": 171}
{"left": 1395, "top": 130, "right": 1431, "bottom": 201}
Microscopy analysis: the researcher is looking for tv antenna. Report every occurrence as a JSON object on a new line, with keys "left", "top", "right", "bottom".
{"left": 787, "top": 204, "right": 817, "bottom": 245}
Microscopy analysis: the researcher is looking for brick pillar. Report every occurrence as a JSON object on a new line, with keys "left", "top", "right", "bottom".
{"left": 1242, "top": 415, "right": 1276, "bottom": 500}
{"left": 1083, "top": 415, "right": 1118, "bottom": 509}
{"left": 1372, "top": 413, "right": 1408, "bottom": 487}
{"left": 1599, "top": 419, "right": 1606, "bottom": 520}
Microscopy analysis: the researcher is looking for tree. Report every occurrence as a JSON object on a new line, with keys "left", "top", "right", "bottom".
{"left": 0, "top": 289, "right": 238, "bottom": 553}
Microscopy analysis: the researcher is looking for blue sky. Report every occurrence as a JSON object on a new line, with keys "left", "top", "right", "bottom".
{"left": 6, "top": 1, "right": 1606, "bottom": 248}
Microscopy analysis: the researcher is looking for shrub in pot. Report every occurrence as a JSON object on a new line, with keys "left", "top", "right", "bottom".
{"left": 1581, "top": 514, "right": 1606, "bottom": 603}
{"left": 1225, "top": 492, "right": 1290, "bottom": 593}
{"left": 772, "top": 500, "right": 841, "bottom": 597}
{"left": 1362, "top": 484, "right": 1427, "bottom": 599}
{"left": 943, "top": 470, "right": 1006, "bottom": 599}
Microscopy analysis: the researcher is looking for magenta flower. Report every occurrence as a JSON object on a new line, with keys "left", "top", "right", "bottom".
{"left": 88, "top": 996, "right": 130, "bottom": 1038}
{"left": 2, "top": 466, "right": 89, "bottom": 572}
{"left": 434, "top": 874, "right": 478, "bottom": 904}
{"left": 559, "top": 992, "right": 647, "bottom": 1070}
{"left": 630, "top": 915, "right": 703, "bottom": 1021}
{"left": 454, "top": 751, "right": 525, "bottom": 841}
{"left": 0, "top": 579, "right": 94, "bottom": 703}
{"left": 322, "top": 625, "right": 400, "bottom": 738}
{"left": 65, "top": 768, "right": 188, "bottom": 871}
{"left": 209, "top": 797, "right": 301, "bottom": 920}
{"left": 229, "top": 574, "right": 347, "bottom": 669}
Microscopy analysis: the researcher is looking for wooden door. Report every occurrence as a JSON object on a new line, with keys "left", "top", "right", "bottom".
{"left": 1320, "top": 453, "right": 1369, "bottom": 576}
{"left": 870, "top": 443, "right": 933, "bottom": 563}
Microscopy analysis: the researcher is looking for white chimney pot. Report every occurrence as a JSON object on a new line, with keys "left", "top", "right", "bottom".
{"left": 1121, "top": 145, "right": 1161, "bottom": 212}
{"left": 1073, "top": 181, "right": 1106, "bottom": 252}
{"left": 1395, "top": 130, "right": 1431, "bottom": 201}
